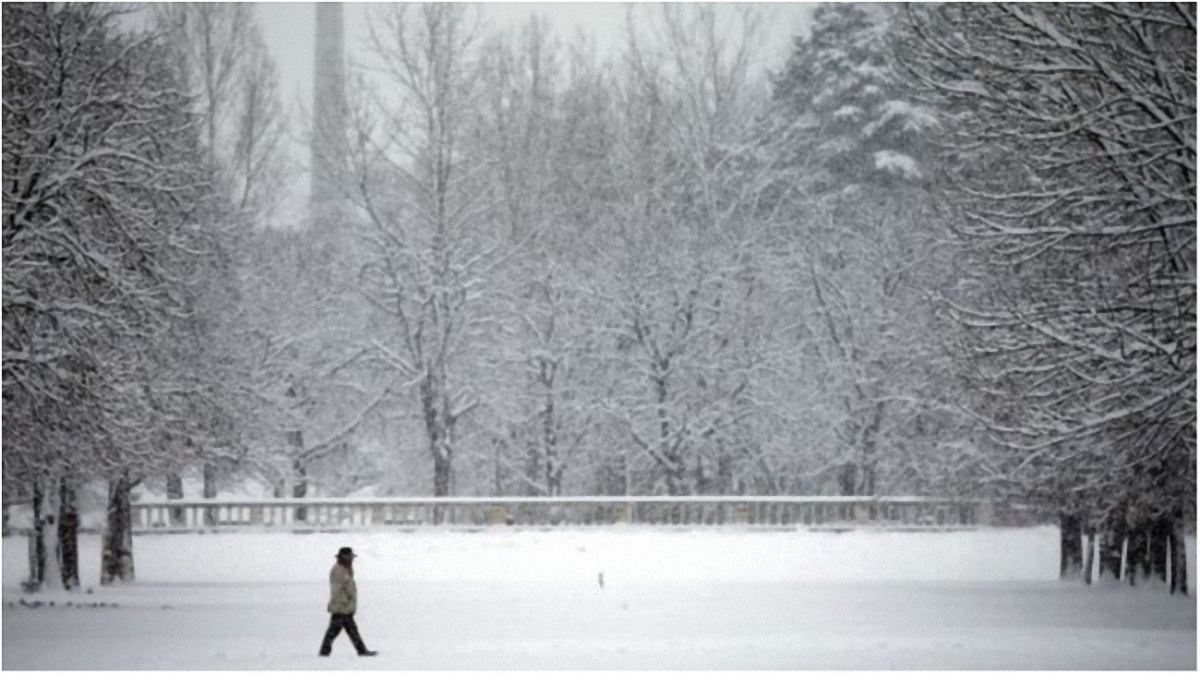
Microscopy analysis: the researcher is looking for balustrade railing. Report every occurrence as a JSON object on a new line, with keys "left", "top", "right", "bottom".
{"left": 130, "top": 495, "right": 989, "bottom": 533}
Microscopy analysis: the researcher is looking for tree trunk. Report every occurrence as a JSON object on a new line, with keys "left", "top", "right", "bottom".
{"left": 493, "top": 441, "right": 504, "bottom": 496}
{"left": 546, "top": 465, "right": 562, "bottom": 497}
{"left": 1099, "top": 528, "right": 1123, "bottom": 581}
{"left": 1126, "top": 525, "right": 1146, "bottom": 586}
{"left": 525, "top": 440, "right": 541, "bottom": 497}
{"left": 858, "top": 401, "right": 884, "bottom": 496}
{"left": 427, "top": 379, "right": 454, "bottom": 521}
{"left": 30, "top": 478, "right": 45, "bottom": 589}
{"left": 202, "top": 462, "right": 218, "bottom": 526}
{"left": 861, "top": 461, "right": 876, "bottom": 498}
{"left": 1083, "top": 526, "right": 1096, "bottom": 585}
{"left": 422, "top": 378, "right": 454, "bottom": 501}
{"left": 25, "top": 526, "right": 37, "bottom": 590}
{"left": 101, "top": 472, "right": 134, "bottom": 585}
{"left": 694, "top": 454, "right": 710, "bottom": 495}
{"left": 838, "top": 461, "right": 857, "bottom": 496}
{"left": 622, "top": 449, "right": 632, "bottom": 496}
{"left": 202, "top": 462, "right": 218, "bottom": 498}
{"left": 292, "top": 453, "right": 307, "bottom": 522}
{"left": 57, "top": 476, "right": 80, "bottom": 590}
{"left": 716, "top": 450, "right": 733, "bottom": 496}
{"left": 166, "top": 472, "right": 184, "bottom": 526}
{"left": 31, "top": 476, "right": 63, "bottom": 591}
{"left": 1150, "top": 517, "right": 1171, "bottom": 584}
{"left": 166, "top": 472, "right": 184, "bottom": 499}
{"left": 664, "top": 460, "right": 688, "bottom": 496}
{"left": 1140, "top": 523, "right": 1156, "bottom": 583}
{"left": 543, "top": 394, "right": 560, "bottom": 497}
{"left": 653, "top": 371, "right": 683, "bottom": 496}
{"left": 1170, "top": 520, "right": 1188, "bottom": 596}
{"left": 41, "top": 498, "right": 60, "bottom": 590}
{"left": 433, "top": 455, "right": 452, "bottom": 498}
{"left": 1059, "top": 512, "right": 1084, "bottom": 579}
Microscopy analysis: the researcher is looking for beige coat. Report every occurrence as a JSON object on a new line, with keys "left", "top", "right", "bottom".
{"left": 327, "top": 562, "right": 357, "bottom": 614}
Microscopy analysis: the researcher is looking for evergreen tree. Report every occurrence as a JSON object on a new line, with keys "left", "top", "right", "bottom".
{"left": 766, "top": 4, "right": 960, "bottom": 497}
{"left": 773, "top": 4, "right": 935, "bottom": 190}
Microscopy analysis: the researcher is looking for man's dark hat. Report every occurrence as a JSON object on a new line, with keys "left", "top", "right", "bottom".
{"left": 336, "top": 546, "right": 356, "bottom": 558}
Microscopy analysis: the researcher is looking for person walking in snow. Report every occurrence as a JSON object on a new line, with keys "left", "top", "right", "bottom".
{"left": 319, "top": 547, "right": 377, "bottom": 657}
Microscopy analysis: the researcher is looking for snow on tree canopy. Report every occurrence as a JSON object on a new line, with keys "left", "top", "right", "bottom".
{"left": 873, "top": 150, "right": 923, "bottom": 180}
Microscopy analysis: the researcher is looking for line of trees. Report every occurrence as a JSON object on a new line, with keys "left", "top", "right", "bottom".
{"left": 3, "top": 3, "right": 1192, "bottom": 594}
{"left": 898, "top": 2, "right": 1194, "bottom": 592}
{"left": 3, "top": 2, "right": 300, "bottom": 589}
{"left": 324, "top": 4, "right": 967, "bottom": 502}
{"left": 332, "top": 3, "right": 1194, "bottom": 591}
{"left": 3, "top": 3, "right": 242, "bottom": 588}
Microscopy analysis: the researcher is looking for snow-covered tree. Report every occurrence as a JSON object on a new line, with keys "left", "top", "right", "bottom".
{"left": 762, "top": 4, "right": 960, "bottom": 498}
{"left": 774, "top": 4, "right": 935, "bottom": 190}
{"left": 345, "top": 4, "right": 503, "bottom": 498}
{"left": 153, "top": 3, "right": 331, "bottom": 505}
{"left": 900, "top": 3, "right": 1195, "bottom": 591}
{"left": 3, "top": 3, "right": 232, "bottom": 586}
{"left": 468, "top": 19, "right": 622, "bottom": 498}
{"left": 586, "top": 5, "right": 776, "bottom": 496}
{"left": 153, "top": 3, "right": 289, "bottom": 218}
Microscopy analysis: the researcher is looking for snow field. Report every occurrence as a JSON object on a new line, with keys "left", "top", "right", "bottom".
{"left": 5, "top": 525, "right": 1076, "bottom": 588}
{"left": 3, "top": 527, "right": 1196, "bottom": 669}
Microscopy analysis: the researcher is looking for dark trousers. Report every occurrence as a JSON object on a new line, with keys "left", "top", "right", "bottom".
{"left": 320, "top": 613, "right": 368, "bottom": 654}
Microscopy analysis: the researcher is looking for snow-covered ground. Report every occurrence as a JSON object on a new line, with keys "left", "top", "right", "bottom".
{"left": 3, "top": 526, "right": 1196, "bottom": 669}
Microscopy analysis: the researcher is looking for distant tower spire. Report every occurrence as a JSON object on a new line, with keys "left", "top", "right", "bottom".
{"left": 311, "top": 2, "right": 346, "bottom": 225}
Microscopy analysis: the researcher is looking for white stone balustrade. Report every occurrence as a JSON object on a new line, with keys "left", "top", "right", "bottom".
{"left": 130, "top": 495, "right": 989, "bottom": 533}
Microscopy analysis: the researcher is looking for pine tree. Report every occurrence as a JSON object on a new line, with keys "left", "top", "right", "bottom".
{"left": 773, "top": 4, "right": 935, "bottom": 191}
{"left": 766, "top": 4, "right": 958, "bottom": 497}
